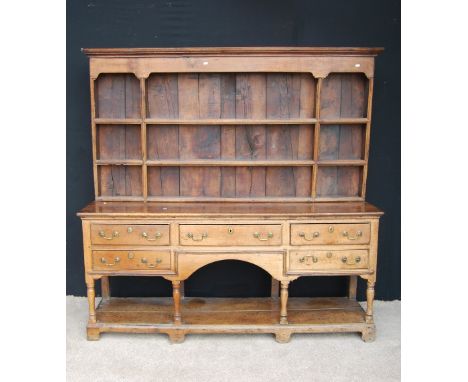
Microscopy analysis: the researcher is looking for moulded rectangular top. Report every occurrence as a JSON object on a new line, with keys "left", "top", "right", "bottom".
{"left": 82, "top": 47, "right": 384, "bottom": 58}
{"left": 77, "top": 201, "right": 384, "bottom": 218}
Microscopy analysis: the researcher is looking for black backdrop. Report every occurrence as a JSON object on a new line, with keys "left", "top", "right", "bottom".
{"left": 67, "top": 0, "right": 400, "bottom": 300}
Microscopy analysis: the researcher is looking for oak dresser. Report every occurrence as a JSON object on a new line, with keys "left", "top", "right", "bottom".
{"left": 78, "top": 47, "right": 384, "bottom": 343}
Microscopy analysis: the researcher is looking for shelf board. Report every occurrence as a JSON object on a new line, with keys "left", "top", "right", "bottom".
{"left": 95, "top": 118, "right": 142, "bottom": 125}
{"left": 146, "top": 196, "right": 314, "bottom": 202}
{"left": 317, "top": 160, "right": 366, "bottom": 166}
{"left": 314, "top": 196, "right": 365, "bottom": 202}
{"left": 96, "top": 196, "right": 144, "bottom": 201}
{"left": 319, "top": 118, "right": 368, "bottom": 125}
{"left": 96, "top": 159, "right": 143, "bottom": 166}
{"left": 145, "top": 118, "right": 317, "bottom": 125}
{"left": 95, "top": 297, "right": 366, "bottom": 326}
{"left": 146, "top": 159, "right": 315, "bottom": 167}
{"left": 94, "top": 118, "right": 368, "bottom": 125}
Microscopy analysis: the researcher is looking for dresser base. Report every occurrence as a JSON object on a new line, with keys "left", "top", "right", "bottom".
{"left": 87, "top": 297, "right": 375, "bottom": 343}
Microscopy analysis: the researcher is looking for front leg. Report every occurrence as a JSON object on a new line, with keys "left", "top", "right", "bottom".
{"left": 86, "top": 277, "right": 100, "bottom": 340}
{"left": 172, "top": 280, "right": 182, "bottom": 325}
{"left": 280, "top": 281, "right": 289, "bottom": 324}
{"left": 366, "top": 279, "right": 375, "bottom": 324}
{"left": 86, "top": 278, "right": 96, "bottom": 324}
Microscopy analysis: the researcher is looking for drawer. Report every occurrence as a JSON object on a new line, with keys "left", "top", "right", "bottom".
{"left": 91, "top": 224, "right": 170, "bottom": 246}
{"left": 92, "top": 250, "right": 172, "bottom": 272}
{"left": 290, "top": 223, "right": 370, "bottom": 245}
{"left": 288, "top": 249, "right": 369, "bottom": 272}
{"left": 179, "top": 224, "right": 282, "bottom": 246}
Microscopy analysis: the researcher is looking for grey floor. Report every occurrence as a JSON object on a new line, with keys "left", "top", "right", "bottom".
{"left": 67, "top": 296, "right": 400, "bottom": 382}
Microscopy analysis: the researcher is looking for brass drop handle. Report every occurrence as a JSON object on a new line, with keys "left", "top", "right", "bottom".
{"left": 299, "top": 255, "right": 318, "bottom": 264}
{"left": 98, "top": 230, "right": 119, "bottom": 240}
{"left": 141, "top": 231, "right": 162, "bottom": 241}
{"left": 342, "top": 230, "right": 363, "bottom": 240}
{"left": 298, "top": 231, "right": 320, "bottom": 241}
{"left": 141, "top": 257, "right": 162, "bottom": 268}
{"left": 100, "top": 257, "right": 120, "bottom": 266}
{"left": 253, "top": 232, "right": 273, "bottom": 241}
{"left": 341, "top": 256, "right": 361, "bottom": 265}
{"left": 187, "top": 232, "right": 208, "bottom": 241}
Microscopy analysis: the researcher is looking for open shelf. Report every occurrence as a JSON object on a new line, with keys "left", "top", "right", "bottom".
{"left": 95, "top": 297, "right": 366, "bottom": 326}
{"left": 95, "top": 74, "right": 141, "bottom": 119}
{"left": 316, "top": 166, "right": 363, "bottom": 198}
{"left": 319, "top": 124, "right": 366, "bottom": 161}
{"left": 97, "top": 165, "right": 143, "bottom": 197}
{"left": 145, "top": 72, "right": 316, "bottom": 120}
{"left": 96, "top": 124, "right": 142, "bottom": 161}
{"left": 147, "top": 124, "right": 314, "bottom": 162}
{"left": 90, "top": 71, "right": 374, "bottom": 201}
{"left": 147, "top": 166, "right": 312, "bottom": 198}
{"left": 320, "top": 73, "right": 369, "bottom": 119}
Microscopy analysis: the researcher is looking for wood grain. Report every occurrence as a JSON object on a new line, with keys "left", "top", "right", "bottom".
{"left": 320, "top": 74, "right": 368, "bottom": 119}
{"left": 78, "top": 200, "right": 384, "bottom": 217}
{"left": 98, "top": 165, "right": 142, "bottom": 197}
{"left": 319, "top": 125, "right": 364, "bottom": 160}
{"left": 316, "top": 166, "right": 362, "bottom": 197}
{"left": 96, "top": 74, "right": 141, "bottom": 118}
{"left": 97, "top": 125, "right": 141, "bottom": 160}
{"left": 235, "top": 74, "right": 267, "bottom": 197}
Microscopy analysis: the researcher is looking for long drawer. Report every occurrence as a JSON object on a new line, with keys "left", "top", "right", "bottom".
{"left": 288, "top": 249, "right": 369, "bottom": 272}
{"left": 179, "top": 224, "right": 282, "bottom": 246}
{"left": 290, "top": 223, "right": 370, "bottom": 245}
{"left": 91, "top": 224, "right": 170, "bottom": 246}
{"left": 92, "top": 250, "right": 172, "bottom": 272}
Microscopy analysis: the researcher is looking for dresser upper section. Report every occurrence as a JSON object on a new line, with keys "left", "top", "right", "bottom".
{"left": 83, "top": 47, "right": 382, "bottom": 203}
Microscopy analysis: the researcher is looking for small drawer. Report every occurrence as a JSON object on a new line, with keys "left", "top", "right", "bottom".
{"left": 92, "top": 250, "right": 172, "bottom": 272}
{"left": 288, "top": 249, "right": 369, "bottom": 272}
{"left": 179, "top": 224, "right": 282, "bottom": 246}
{"left": 91, "top": 224, "right": 170, "bottom": 246}
{"left": 290, "top": 223, "right": 370, "bottom": 245}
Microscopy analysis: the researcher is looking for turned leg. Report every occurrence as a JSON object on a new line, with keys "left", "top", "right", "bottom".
{"left": 348, "top": 276, "right": 358, "bottom": 300}
{"left": 366, "top": 280, "right": 375, "bottom": 324}
{"left": 172, "top": 280, "right": 182, "bottom": 325}
{"left": 101, "top": 276, "right": 110, "bottom": 300}
{"left": 271, "top": 278, "right": 279, "bottom": 299}
{"left": 86, "top": 279, "right": 96, "bottom": 324}
{"left": 86, "top": 278, "right": 100, "bottom": 341}
{"left": 280, "top": 281, "right": 289, "bottom": 324}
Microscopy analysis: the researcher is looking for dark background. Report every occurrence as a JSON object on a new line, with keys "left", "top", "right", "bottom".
{"left": 67, "top": 0, "right": 400, "bottom": 300}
